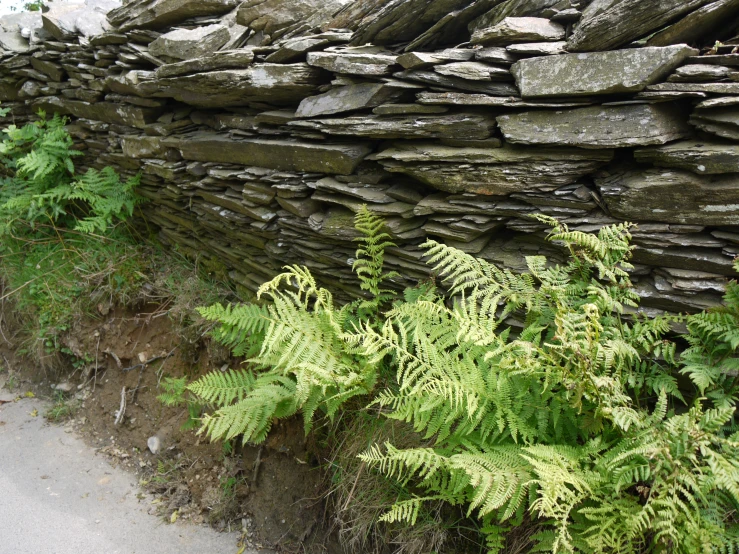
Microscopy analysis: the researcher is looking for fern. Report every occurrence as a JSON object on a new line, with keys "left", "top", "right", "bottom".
{"left": 0, "top": 111, "right": 142, "bottom": 235}
{"left": 157, "top": 376, "right": 188, "bottom": 407}
{"left": 352, "top": 205, "right": 400, "bottom": 319}
{"left": 681, "top": 260, "right": 739, "bottom": 406}
{"left": 191, "top": 206, "right": 393, "bottom": 443}
{"left": 192, "top": 209, "right": 739, "bottom": 553}
{"left": 356, "top": 217, "right": 739, "bottom": 553}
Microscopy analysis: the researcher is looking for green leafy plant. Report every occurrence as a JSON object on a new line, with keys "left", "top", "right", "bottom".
{"left": 195, "top": 210, "right": 739, "bottom": 553}
{"left": 354, "top": 218, "right": 738, "bottom": 553}
{"left": 681, "top": 258, "right": 739, "bottom": 409}
{"left": 190, "top": 206, "right": 395, "bottom": 444}
{"left": 157, "top": 376, "right": 203, "bottom": 431}
{"left": 0, "top": 108, "right": 151, "bottom": 363}
{"left": 0, "top": 111, "right": 142, "bottom": 236}
{"left": 157, "top": 376, "right": 189, "bottom": 407}
{"left": 45, "top": 390, "right": 78, "bottom": 422}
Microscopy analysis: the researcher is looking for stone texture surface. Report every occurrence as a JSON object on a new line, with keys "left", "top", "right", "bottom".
{"left": 289, "top": 113, "right": 496, "bottom": 139}
{"left": 634, "top": 140, "right": 739, "bottom": 174}
{"left": 512, "top": 45, "right": 697, "bottom": 98}
{"left": 237, "top": 0, "right": 349, "bottom": 40}
{"left": 690, "top": 108, "right": 739, "bottom": 140}
{"left": 395, "top": 69, "right": 519, "bottom": 95}
{"left": 0, "top": 0, "right": 733, "bottom": 314}
{"left": 471, "top": 17, "right": 565, "bottom": 45}
{"left": 598, "top": 168, "right": 739, "bottom": 225}
{"left": 648, "top": 83, "right": 739, "bottom": 94}
{"left": 342, "top": 0, "right": 473, "bottom": 46}
{"left": 108, "top": 0, "right": 241, "bottom": 31}
{"left": 648, "top": 0, "right": 739, "bottom": 47}
{"left": 306, "top": 49, "right": 397, "bottom": 75}
{"left": 265, "top": 32, "right": 351, "bottom": 63}
{"left": 669, "top": 64, "right": 733, "bottom": 82}
{"left": 474, "top": 46, "right": 516, "bottom": 64}
{"left": 0, "top": 12, "right": 44, "bottom": 51}
{"left": 148, "top": 64, "right": 324, "bottom": 108}
{"left": 374, "top": 143, "right": 613, "bottom": 195}
{"left": 372, "top": 103, "right": 448, "bottom": 115}
{"left": 506, "top": 41, "right": 566, "bottom": 56}
{"left": 568, "top": 0, "right": 713, "bottom": 52}
{"left": 469, "top": 0, "right": 561, "bottom": 34}
{"left": 163, "top": 134, "right": 372, "bottom": 175}
{"left": 498, "top": 104, "right": 692, "bottom": 148}
{"left": 148, "top": 24, "right": 230, "bottom": 61}
{"left": 434, "top": 61, "right": 512, "bottom": 81}
{"left": 295, "top": 83, "right": 402, "bottom": 118}
{"left": 42, "top": 0, "right": 119, "bottom": 40}
{"left": 154, "top": 50, "right": 255, "bottom": 78}
{"left": 34, "top": 96, "right": 159, "bottom": 128}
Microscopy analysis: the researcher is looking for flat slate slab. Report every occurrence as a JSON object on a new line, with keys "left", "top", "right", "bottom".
{"left": 434, "top": 61, "right": 512, "bottom": 81}
{"left": 155, "top": 50, "right": 256, "bottom": 78}
{"left": 474, "top": 46, "right": 517, "bottom": 64}
{"left": 265, "top": 32, "right": 351, "bottom": 63}
{"left": 635, "top": 140, "right": 739, "bottom": 174}
{"left": 163, "top": 133, "right": 373, "bottom": 175}
{"left": 374, "top": 143, "right": 613, "bottom": 195}
{"left": 498, "top": 103, "right": 691, "bottom": 148}
{"left": 295, "top": 83, "right": 402, "bottom": 118}
{"left": 512, "top": 45, "right": 697, "bottom": 98}
{"left": 108, "top": 0, "right": 240, "bottom": 31}
{"left": 397, "top": 49, "right": 475, "bottom": 69}
{"left": 372, "top": 103, "right": 449, "bottom": 115}
{"left": 648, "top": 82, "right": 739, "bottom": 94}
{"left": 690, "top": 108, "right": 739, "bottom": 140}
{"left": 306, "top": 50, "right": 398, "bottom": 76}
{"left": 669, "top": 64, "right": 733, "bottom": 82}
{"left": 471, "top": 17, "right": 565, "bottom": 45}
{"left": 506, "top": 41, "right": 567, "bottom": 56}
{"left": 567, "top": 0, "right": 712, "bottom": 52}
{"left": 394, "top": 69, "right": 519, "bottom": 95}
{"left": 148, "top": 24, "right": 230, "bottom": 61}
{"left": 289, "top": 113, "right": 496, "bottom": 140}
{"left": 416, "top": 91, "right": 589, "bottom": 108}
{"left": 34, "top": 96, "right": 160, "bottom": 128}
{"left": 148, "top": 64, "right": 323, "bottom": 108}
{"left": 598, "top": 168, "right": 739, "bottom": 225}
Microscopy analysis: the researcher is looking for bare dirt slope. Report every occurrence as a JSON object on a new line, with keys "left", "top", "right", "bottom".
{"left": 0, "top": 305, "right": 338, "bottom": 554}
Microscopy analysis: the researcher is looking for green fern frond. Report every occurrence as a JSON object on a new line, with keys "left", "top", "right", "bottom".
{"left": 187, "top": 369, "right": 256, "bottom": 405}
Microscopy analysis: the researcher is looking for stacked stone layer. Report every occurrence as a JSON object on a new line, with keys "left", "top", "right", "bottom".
{"left": 2, "top": 0, "right": 739, "bottom": 312}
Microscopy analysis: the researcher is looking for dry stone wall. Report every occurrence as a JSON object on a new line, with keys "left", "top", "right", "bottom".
{"left": 2, "top": 0, "right": 739, "bottom": 313}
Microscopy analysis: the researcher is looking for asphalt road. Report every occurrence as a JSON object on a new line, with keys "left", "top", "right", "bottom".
{"left": 0, "top": 398, "right": 249, "bottom": 554}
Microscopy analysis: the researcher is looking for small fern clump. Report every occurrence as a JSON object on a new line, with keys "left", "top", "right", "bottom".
{"left": 0, "top": 111, "right": 142, "bottom": 235}
{"left": 0, "top": 107, "right": 147, "bottom": 362}
{"left": 681, "top": 257, "right": 739, "bottom": 408}
{"left": 190, "top": 206, "right": 395, "bottom": 444}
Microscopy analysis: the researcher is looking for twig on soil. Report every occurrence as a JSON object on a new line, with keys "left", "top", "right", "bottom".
{"left": 94, "top": 334, "right": 100, "bottom": 377}
{"left": 114, "top": 386, "right": 126, "bottom": 425}
{"left": 251, "top": 446, "right": 263, "bottom": 486}
{"left": 341, "top": 461, "right": 365, "bottom": 513}
{"left": 104, "top": 348, "right": 122, "bottom": 369}
{"left": 130, "top": 365, "right": 145, "bottom": 404}
{"left": 0, "top": 295, "right": 8, "bottom": 345}
{"left": 121, "top": 347, "right": 176, "bottom": 373}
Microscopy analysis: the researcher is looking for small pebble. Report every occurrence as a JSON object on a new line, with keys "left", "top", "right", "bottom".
{"left": 147, "top": 436, "right": 161, "bottom": 455}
